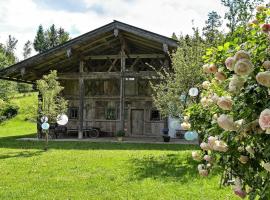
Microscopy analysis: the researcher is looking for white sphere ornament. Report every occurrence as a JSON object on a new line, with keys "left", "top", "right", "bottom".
{"left": 189, "top": 87, "right": 199, "bottom": 97}
{"left": 41, "top": 122, "right": 50, "bottom": 130}
{"left": 40, "top": 116, "right": 48, "bottom": 123}
{"left": 56, "top": 114, "right": 69, "bottom": 126}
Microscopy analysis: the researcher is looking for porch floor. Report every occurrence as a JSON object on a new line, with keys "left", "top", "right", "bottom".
{"left": 18, "top": 137, "right": 198, "bottom": 145}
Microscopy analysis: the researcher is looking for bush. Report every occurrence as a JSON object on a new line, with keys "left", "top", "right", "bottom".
{"left": 116, "top": 130, "right": 125, "bottom": 137}
{"left": 0, "top": 102, "right": 19, "bottom": 122}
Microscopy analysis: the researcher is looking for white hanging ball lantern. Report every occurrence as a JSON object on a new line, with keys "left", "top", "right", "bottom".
{"left": 40, "top": 116, "right": 48, "bottom": 123}
{"left": 56, "top": 114, "right": 69, "bottom": 126}
{"left": 189, "top": 87, "right": 199, "bottom": 97}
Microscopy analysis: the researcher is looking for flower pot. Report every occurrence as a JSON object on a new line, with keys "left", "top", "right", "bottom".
{"left": 163, "top": 135, "right": 170, "bottom": 142}
{"left": 117, "top": 137, "right": 123, "bottom": 142}
{"left": 162, "top": 128, "right": 169, "bottom": 135}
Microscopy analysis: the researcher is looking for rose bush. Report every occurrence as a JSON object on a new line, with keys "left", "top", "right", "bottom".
{"left": 184, "top": 4, "right": 270, "bottom": 200}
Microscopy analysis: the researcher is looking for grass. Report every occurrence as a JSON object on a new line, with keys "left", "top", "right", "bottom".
{"left": 0, "top": 93, "right": 238, "bottom": 200}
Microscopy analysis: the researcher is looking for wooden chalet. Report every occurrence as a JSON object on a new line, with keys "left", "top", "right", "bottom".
{"left": 0, "top": 21, "right": 178, "bottom": 138}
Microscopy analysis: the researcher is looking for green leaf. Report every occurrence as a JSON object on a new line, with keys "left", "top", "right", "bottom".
{"left": 223, "top": 42, "right": 230, "bottom": 50}
{"left": 217, "top": 46, "right": 223, "bottom": 51}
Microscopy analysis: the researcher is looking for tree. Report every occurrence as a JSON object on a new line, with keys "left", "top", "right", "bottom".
{"left": 221, "top": 0, "right": 264, "bottom": 34}
{"left": 5, "top": 35, "right": 18, "bottom": 54}
{"left": 151, "top": 30, "right": 205, "bottom": 118}
{"left": 34, "top": 24, "right": 70, "bottom": 53}
{"left": 171, "top": 32, "right": 178, "bottom": 40}
{"left": 202, "top": 11, "right": 223, "bottom": 45}
{"left": 33, "top": 25, "right": 47, "bottom": 53}
{"left": 22, "top": 40, "right": 32, "bottom": 59}
{"left": 36, "top": 70, "right": 68, "bottom": 150}
{"left": 0, "top": 42, "right": 17, "bottom": 100}
{"left": 46, "top": 24, "right": 58, "bottom": 48}
{"left": 58, "top": 27, "right": 70, "bottom": 44}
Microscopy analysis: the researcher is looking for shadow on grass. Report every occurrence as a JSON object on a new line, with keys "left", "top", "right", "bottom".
{"left": 129, "top": 153, "right": 199, "bottom": 182}
{"left": 0, "top": 150, "right": 44, "bottom": 160}
{"left": 0, "top": 134, "right": 199, "bottom": 151}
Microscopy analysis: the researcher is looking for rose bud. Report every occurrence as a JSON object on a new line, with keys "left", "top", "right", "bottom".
{"left": 239, "top": 155, "right": 249, "bottom": 164}
{"left": 225, "top": 57, "right": 235, "bottom": 71}
{"left": 215, "top": 71, "right": 226, "bottom": 81}
{"left": 261, "top": 23, "right": 270, "bottom": 33}
{"left": 208, "top": 64, "right": 218, "bottom": 73}
{"left": 263, "top": 60, "right": 270, "bottom": 70}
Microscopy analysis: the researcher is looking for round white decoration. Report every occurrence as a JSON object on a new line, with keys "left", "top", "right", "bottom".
{"left": 56, "top": 114, "right": 69, "bottom": 126}
{"left": 188, "top": 87, "right": 199, "bottom": 97}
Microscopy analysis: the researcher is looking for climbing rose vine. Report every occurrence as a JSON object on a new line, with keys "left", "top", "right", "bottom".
{"left": 185, "top": 4, "right": 270, "bottom": 199}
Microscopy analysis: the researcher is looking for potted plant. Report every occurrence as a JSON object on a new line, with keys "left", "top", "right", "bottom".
{"left": 116, "top": 130, "right": 125, "bottom": 141}
{"left": 162, "top": 128, "right": 170, "bottom": 142}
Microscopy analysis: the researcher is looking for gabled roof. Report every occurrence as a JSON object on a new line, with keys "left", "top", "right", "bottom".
{"left": 0, "top": 20, "right": 178, "bottom": 83}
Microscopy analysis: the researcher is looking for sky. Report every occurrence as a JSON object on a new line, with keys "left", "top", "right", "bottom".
{"left": 0, "top": 0, "right": 227, "bottom": 60}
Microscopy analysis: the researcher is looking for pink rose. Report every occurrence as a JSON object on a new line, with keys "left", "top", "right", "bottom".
{"left": 208, "top": 136, "right": 218, "bottom": 148}
{"left": 208, "top": 64, "right": 218, "bottom": 73}
{"left": 217, "top": 114, "right": 237, "bottom": 131}
{"left": 215, "top": 71, "right": 226, "bottom": 81}
{"left": 202, "top": 81, "right": 210, "bottom": 89}
{"left": 256, "top": 71, "right": 270, "bottom": 87}
{"left": 202, "top": 64, "right": 211, "bottom": 73}
{"left": 262, "top": 60, "right": 270, "bottom": 70}
{"left": 181, "top": 122, "right": 191, "bottom": 130}
{"left": 213, "top": 140, "right": 228, "bottom": 152}
{"left": 200, "top": 142, "right": 210, "bottom": 151}
{"left": 239, "top": 155, "right": 249, "bottom": 164}
{"left": 234, "top": 59, "right": 254, "bottom": 76}
{"left": 211, "top": 93, "right": 219, "bottom": 103}
{"left": 203, "top": 155, "right": 212, "bottom": 162}
{"left": 225, "top": 57, "right": 235, "bottom": 71}
{"left": 259, "top": 109, "right": 270, "bottom": 133}
{"left": 234, "top": 50, "right": 250, "bottom": 61}
{"left": 217, "top": 96, "right": 233, "bottom": 111}
{"left": 200, "top": 97, "right": 213, "bottom": 107}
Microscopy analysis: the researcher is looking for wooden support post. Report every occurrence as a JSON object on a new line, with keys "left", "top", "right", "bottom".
{"left": 37, "top": 91, "right": 42, "bottom": 139}
{"left": 78, "top": 61, "right": 84, "bottom": 139}
{"left": 119, "top": 50, "right": 126, "bottom": 131}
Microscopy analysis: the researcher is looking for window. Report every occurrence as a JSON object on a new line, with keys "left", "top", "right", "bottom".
{"left": 150, "top": 109, "right": 161, "bottom": 121}
{"left": 69, "top": 107, "right": 78, "bottom": 119}
{"left": 125, "top": 77, "right": 136, "bottom": 96}
{"left": 95, "top": 101, "right": 119, "bottom": 120}
{"left": 105, "top": 107, "right": 117, "bottom": 120}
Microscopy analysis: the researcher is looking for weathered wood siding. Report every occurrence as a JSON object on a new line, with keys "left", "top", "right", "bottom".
{"left": 60, "top": 78, "right": 164, "bottom": 136}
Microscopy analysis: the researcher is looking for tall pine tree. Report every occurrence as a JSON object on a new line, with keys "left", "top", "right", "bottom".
{"left": 22, "top": 40, "right": 32, "bottom": 59}
{"left": 33, "top": 25, "right": 47, "bottom": 53}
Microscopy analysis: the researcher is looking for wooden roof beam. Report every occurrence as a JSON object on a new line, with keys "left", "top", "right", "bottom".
{"left": 84, "top": 54, "right": 165, "bottom": 60}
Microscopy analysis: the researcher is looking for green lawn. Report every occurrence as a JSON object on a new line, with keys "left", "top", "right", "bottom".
{"left": 0, "top": 94, "right": 238, "bottom": 200}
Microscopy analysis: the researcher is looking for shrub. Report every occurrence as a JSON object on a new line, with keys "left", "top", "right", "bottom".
{"left": 185, "top": 4, "right": 270, "bottom": 199}
{"left": 116, "top": 130, "right": 125, "bottom": 137}
{"left": 2, "top": 103, "right": 19, "bottom": 118}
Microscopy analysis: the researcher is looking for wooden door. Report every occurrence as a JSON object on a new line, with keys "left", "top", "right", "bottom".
{"left": 131, "top": 109, "right": 144, "bottom": 135}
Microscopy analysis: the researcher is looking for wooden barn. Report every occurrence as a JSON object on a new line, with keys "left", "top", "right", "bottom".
{"left": 0, "top": 21, "right": 178, "bottom": 138}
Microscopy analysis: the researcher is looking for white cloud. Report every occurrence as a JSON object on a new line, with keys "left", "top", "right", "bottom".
{"left": 0, "top": 0, "right": 227, "bottom": 60}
